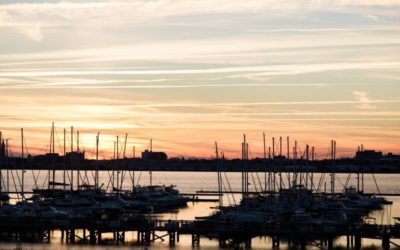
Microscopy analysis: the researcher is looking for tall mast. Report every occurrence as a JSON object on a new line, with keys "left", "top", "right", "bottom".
{"left": 305, "top": 144, "right": 309, "bottom": 188}
{"left": 150, "top": 139, "right": 153, "bottom": 152}
{"left": 311, "top": 146, "right": 315, "bottom": 191}
{"left": 48, "top": 123, "right": 54, "bottom": 189}
{"left": 330, "top": 140, "right": 335, "bottom": 194}
{"left": 132, "top": 146, "right": 136, "bottom": 190}
{"left": 287, "top": 136, "right": 290, "bottom": 159}
{"left": 112, "top": 141, "right": 115, "bottom": 189}
{"left": 70, "top": 126, "right": 74, "bottom": 152}
{"left": 242, "top": 134, "right": 248, "bottom": 200}
{"left": 263, "top": 132, "right": 266, "bottom": 159}
{"left": 48, "top": 124, "right": 52, "bottom": 189}
{"left": 95, "top": 133, "right": 99, "bottom": 161}
{"left": 63, "top": 128, "right": 66, "bottom": 191}
{"left": 5, "top": 139, "right": 9, "bottom": 192}
{"left": 215, "top": 142, "right": 223, "bottom": 208}
{"left": 70, "top": 126, "right": 74, "bottom": 191}
{"left": 116, "top": 136, "right": 119, "bottom": 159}
{"left": 272, "top": 137, "right": 275, "bottom": 159}
{"left": 76, "top": 129, "right": 80, "bottom": 189}
{"left": 0, "top": 131, "right": 2, "bottom": 193}
{"left": 123, "top": 134, "right": 128, "bottom": 158}
{"left": 21, "top": 128, "right": 24, "bottom": 198}
{"left": 268, "top": 147, "right": 271, "bottom": 159}
{"left": 95, "top": 132, "right": 99, "bottom": 188}
{"left": 149, "top": 139, "right": 153, "bottom": 186}
{"left": 52, "top": 123, "right": 55, "bottom": 189}
{"left": 116, "top": 136, "right": 120, "bottom": 192}
{"left": 263, "top": 132, "right": 266, "bottom": 194}
{"left": 279, "top": 136, "right": 282, "bottom": 156}
{"left": 49, "top": 123, "right": 53, "bottom": 154}
{"left": 77, "top": 131, "right": 80, "bottom": 152}
{"left": 52, "top": 122, "right": 55, "bottom": 155}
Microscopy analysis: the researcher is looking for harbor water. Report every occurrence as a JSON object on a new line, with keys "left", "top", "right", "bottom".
{"left": 0, "top": 171, "right": 399, "bottom": 249}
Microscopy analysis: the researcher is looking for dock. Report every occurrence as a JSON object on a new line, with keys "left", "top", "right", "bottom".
{"left": 1, "top": 214, "right": 400, "bottom": 249}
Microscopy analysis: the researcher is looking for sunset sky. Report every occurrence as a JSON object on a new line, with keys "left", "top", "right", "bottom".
{"left": 1, "top": 0, "right": 400, "bottom": 159}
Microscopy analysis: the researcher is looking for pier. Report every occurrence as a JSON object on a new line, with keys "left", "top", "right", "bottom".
{"left": 1, "top": 215, "right": 400, "bottom": 249}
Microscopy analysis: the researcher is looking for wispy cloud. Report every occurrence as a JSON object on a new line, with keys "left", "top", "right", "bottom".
{"left": 1, "top": 62, "right": 400, "bottom": 78}
{"left": 1, "top": 0, "right": 399, "bottom": 42}
{"left": 365, "top": 14, "right": 379, "bottom": 21}
{"left": 353, "top": 91, "right": 377, "bottom": 110}
{"left": 0, "top": 82, "right": 328, "bottom": 90}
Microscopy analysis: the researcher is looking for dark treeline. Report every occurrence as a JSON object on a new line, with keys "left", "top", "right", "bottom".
{"left": 2, "top": 156, "right": 400, "bottom": 173}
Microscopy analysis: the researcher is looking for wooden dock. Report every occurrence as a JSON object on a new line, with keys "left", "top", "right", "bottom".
{"left": 1, "top": 214, "right": 400, "bottom": 249}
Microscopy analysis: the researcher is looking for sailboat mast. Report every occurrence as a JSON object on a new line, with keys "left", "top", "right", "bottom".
{"left": 116, "top": 136, "right": 119, "bottom": 159}
{"left": 52, "top": 123, "right": 55, "bottom": 189}
{"left": 48, "top": 124, "right": 52, "bottom": 189}
{"left": 77, "top": 131, "right": 80, "bottom": 152}
{"left": 76, "top": 130, "right": 80, "bottom": 189}
{"left": 242, "top": 134, "right": 248, "bottom": 200}
{"left": 132, "top": 146, "right": 135, "bottom": 189}
{"left": 52, "top": 123, "right": 55, "bottom": 154}
{"left": 287, "top": 136, "right": 290, "bottom": 159}
{"left": 215, "top": 142, "right": 223, "bottom": 208}
{"left": 21, "top": 128, "right": 24, "bottom": 198}
{"left": 263, "top": 132, "right": 266, "bottom": 159}
{"left": 5, "top": 139, "right": 9, "bottom": 192}
{"left": 95, "top": 132, "right": 99, "bottom": 188}
{"left": 311, "top": 146, "right": 315, "bottom": 191}
{"left": 330, "top": 140, "right": 335, "bottom": 194}
{"left": 149, "top": 139, "right": 153, "bottom": 186}
{"left": 0, "top": 131, "right": 2, "bottom": 193}
{"left": 63, "top": 128, "right": 66, "bottom": 191}
{"left": 70, "top": 126, "right": 74, "bottom": 152}
{"left": 272, "top": 137, "right": 275, "bottom": 159}
{"left": 305, "top": 144, "right": 309, "bottom": 188}
{"left": 263, "top": 132, "right": 267, "bottom": 194}
{"left": 70, "top": 126, "right": 74, "bottom": 190}
{"left": 116, "top": 136, "right": 119, "bottom": 192}
{"left": 123, "top": 134, "right": 128, "bottom": 158}
{"left": 115, "top": 136, "right": 119, "bottom": 192}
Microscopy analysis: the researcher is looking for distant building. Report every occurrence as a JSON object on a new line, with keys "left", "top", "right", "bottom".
{"left": 0, "top": 140, "right": 5, "bottom": 160}
{"left": 32, "top": 153, "right": 60, "bottom": 162}
{"left": 141, "top": 150, "right": 167, "bottom": 161}
{"left": 65, "top": 151, "right": 85, "bottom": 163}
{"left": 355, "top": 150, "right": 383, "bottom": 160}
{"left": 385, "top": 153, "right": 400, "bottom": 160}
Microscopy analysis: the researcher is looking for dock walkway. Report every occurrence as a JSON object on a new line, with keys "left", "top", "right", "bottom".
{"left": 1, "top": 215, "right": 400, "bottom": 249}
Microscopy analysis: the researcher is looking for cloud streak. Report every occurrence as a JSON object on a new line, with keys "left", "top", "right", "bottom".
{"left": 353, "top": 91, "right": 377, "bottom": 110}
{"left": 1, "top": 62, "right": 400, "bottom": 78}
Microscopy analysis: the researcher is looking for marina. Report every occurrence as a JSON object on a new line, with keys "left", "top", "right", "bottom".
{"left": 1, "top": 0, "right": 400, "bottom": 249}
{"left": 0, "top": 129, "right": 400, "bottom": 249}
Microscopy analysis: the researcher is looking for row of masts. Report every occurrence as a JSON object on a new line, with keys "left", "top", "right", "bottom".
{"left": 1, "top": 125, "right": 372, "bottom": 204}
{"left": 214, "top": 134, "right": 338, "bottom": 206}
{"left": 263, "top": 134, "right": 316, "bottom": 160}
{"left": 0, "top": 123, "right": 156, "bottom": 199}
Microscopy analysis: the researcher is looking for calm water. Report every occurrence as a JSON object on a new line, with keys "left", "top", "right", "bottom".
{"left": 0, "top": 170, "right": 399, "bottom": 249}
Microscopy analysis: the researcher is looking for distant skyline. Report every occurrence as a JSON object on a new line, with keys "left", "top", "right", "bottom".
{"left": 1, "top": 0, "right": 400, "bottom": 159}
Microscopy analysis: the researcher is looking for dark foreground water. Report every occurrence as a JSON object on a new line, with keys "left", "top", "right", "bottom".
{"left": 0, "top": 171, "right": 399, "bottom": 249}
